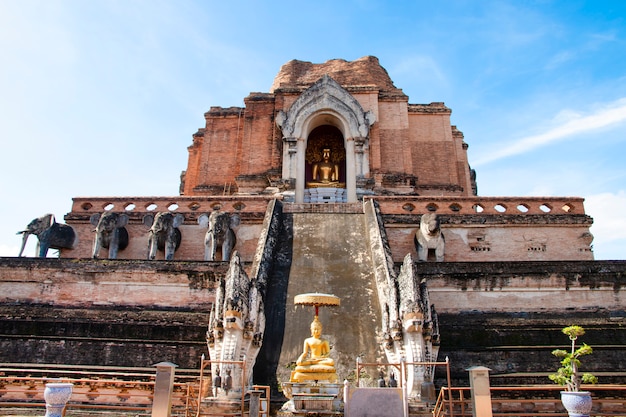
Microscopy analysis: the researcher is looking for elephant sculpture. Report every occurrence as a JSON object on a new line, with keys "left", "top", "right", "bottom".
{"left": 198, "top": 210, "right": 240, "bottom": 261}
{"left": 415, "top": 213, "right": 445, "bottom": 262}
{"left": 143, "top": 212, "right": 184, "bottom": 260}
{"left": 90, "top": 212, "right": 129, "bottom": 259}
{"left": 17, "top": 213, "right": 76, "bottom": 257}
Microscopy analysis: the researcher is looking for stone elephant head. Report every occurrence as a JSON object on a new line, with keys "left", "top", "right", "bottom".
{"left": 143, "top": 212, "right": 184, "bottom": 260}
{"left": 17, "top": 213, "right": 76, "bottom": 257}
{"left": 198, "top": 210, "right": 240, "bottom": 261}
{"left": 90, "top": 212, "right": 129, "bottom": 259}
{"left": 414, "top": 213, "right": 445, "bottom": 262}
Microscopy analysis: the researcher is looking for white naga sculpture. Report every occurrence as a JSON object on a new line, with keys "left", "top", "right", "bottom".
{"left": 382, "top": 254, "right": 440, "bottom": 399}
{"left": 367, "top": 200, "right": 440, "bottom": 400}
{"left": 206, "top": 251, "right": 265, "bottom": 397}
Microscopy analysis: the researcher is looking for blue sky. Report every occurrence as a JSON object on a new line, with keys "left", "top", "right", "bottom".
{"left": 1, "top": 0, "right": 625, "bottom": 259}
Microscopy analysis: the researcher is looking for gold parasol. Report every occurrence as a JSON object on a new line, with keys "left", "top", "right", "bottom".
{"left": 294, "top": 292, "right": 340, "bottom": 317}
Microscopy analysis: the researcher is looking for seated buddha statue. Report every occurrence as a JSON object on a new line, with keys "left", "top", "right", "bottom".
{"left": 308, "top": 148, "right": 344, "bottom": 188}
{"left": 290, "top": 316, "right": 338, "bottom": 383}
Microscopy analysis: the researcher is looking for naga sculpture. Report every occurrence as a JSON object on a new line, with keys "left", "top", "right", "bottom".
{"left": 415, "top": 213, "right": 445, "bottom": 262}
{"left": 368, "top": 198, "right": 440, "bottom": 400}
{"left": 207, "top": 251, "right": 265, "bottom": 397}
{"left": 90, "top": 212, "right": 129, "bottom": 259}
{"left": 143, "top": 212, "right": 184, "bottom": 260}
{"left": 383, "top": 254, "right": 440, "bottom": 399}
{"left": 198, "top": 210, "right": 239, "bottom": 261}
{"left": 17, "top": 213, "right": 76, "bottom": 257}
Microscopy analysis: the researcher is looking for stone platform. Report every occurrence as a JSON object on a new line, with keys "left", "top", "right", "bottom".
{"left": 279, "top": 382, "right": 343, "bottom": 416}
{"left": 304, "top": 187, "right": 347, "bottom": 203}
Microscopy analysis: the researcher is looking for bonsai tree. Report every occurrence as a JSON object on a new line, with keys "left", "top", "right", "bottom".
{"left": 549, "top": 325, "right": 598, "bottom": 392}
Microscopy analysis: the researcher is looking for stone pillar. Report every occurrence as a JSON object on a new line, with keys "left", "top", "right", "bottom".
{"left": 282, "top": 137, "right": 298, "bottom": 179}
{"left": 467, "top": 366, "right": 493, "bottom": 417}
{"left": 295, "top": 138, "right": 306, "bottom": 203}
{"left": 354, "top": 137, "right": 369, "bottom": 177}
{"left": 152, "top": 362, "right": 177, "bottom": 417}
{"left": 361, "top": 139, "right": 370, "bottom": 178}
{"left": 345, "top": 138, "right": 357, "bottom": 203}
{"left": 248, "top": 389, "right": 263, "bottom": 417}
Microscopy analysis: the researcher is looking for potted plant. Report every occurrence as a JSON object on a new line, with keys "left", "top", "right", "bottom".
{"left": 549, "top": 325, "right": 598, "bottom": 417}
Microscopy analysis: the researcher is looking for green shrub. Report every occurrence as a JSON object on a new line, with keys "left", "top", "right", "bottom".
{"left": 548, "top": 325, "right": 598, "bottom": 392}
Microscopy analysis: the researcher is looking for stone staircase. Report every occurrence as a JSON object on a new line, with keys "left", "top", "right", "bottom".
{"left": 276, "top": 206, "right": 383, "bottom": 384}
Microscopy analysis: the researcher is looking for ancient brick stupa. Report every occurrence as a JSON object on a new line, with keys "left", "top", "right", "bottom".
{"left": 6, "top": 57, "right": 618, "bottom": 406}
{"left": 61, "top": 55, "right": 595, "bottom": 392}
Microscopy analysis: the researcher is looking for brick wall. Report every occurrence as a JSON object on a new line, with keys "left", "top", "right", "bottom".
{"left": 58, "top": 195, "right": 594, "bottom": 262}
{"left": 182, "top": 58, "right": 475, "bottom": 197}
{"left": 0, "top": 258, "right": 623, "bottom": 373}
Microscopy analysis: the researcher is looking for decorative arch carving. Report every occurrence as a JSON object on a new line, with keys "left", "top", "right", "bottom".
{"left": 276, "top": 75, "right": 376, "bottom": 203}
{"left": 276, "top": 75, "right": 375, "bottom": 140}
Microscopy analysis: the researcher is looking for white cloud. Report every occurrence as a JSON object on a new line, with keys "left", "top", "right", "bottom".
{"left": 474, "top": 98, "right": 626, "bottom": 166}
{"left": 544, "top": 50, "right": 575, "bottom": 70}
{"left": 390, "top": 55, "right": 449, "bottom": 90}
{"left": 585, "top": 191, "right": 626, "bottom": 260}
{"left": 586, "top": 191, "right": 626, "bottom": 242}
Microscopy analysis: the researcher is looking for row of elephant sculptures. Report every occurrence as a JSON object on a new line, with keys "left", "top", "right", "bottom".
{"left": 17, "top": 211, "right": 240, "bottom": 261}
{"left": 17, "top": 211, "right": 446, "bottom": 262}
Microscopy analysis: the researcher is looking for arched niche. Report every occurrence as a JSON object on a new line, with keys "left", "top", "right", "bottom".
{"left": 305, "top": 125, "right": 346, "bottom": 185}
{"left": 276, "top": 75, "right": 376, "bottom": 203}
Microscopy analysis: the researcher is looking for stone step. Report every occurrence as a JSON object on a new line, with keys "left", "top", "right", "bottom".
{"left": 408, "top": 401, "right": 435, "bottom": 417}
{"left": 198, "top": 397, "right": 242, "bottom": 416}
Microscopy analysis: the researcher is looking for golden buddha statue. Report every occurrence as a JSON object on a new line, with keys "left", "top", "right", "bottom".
{"left": 290, "top": 316, "right": 338, "bottom": 383}
{"left": 308, "top": 148, "right": 344, "bottom": 188}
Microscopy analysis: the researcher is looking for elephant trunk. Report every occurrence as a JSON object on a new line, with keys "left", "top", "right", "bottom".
{"left": 92, "top": 232, "right": 102, "bottom": 259}
{"left": 164, "top": 239, "right": 175, "bottom": 261}
{"left": 108, "top": 229, "right": 121, "bottom": 259}
{"left": 148, "top": 232, "right": 158, "bottom": 260}
{"left": 17, "top": 231, "right": 29, "bottom": 257}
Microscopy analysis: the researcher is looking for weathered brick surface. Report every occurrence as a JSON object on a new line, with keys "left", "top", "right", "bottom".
{"left": 0, "top": 258, "right": 623, "bottom": 372}
{"left": 407, "top": 261, "right": 625, "bottom": 385}
{"left": 0, "top": 304, "right": 208, "bottom": 367}
{"left": 63, "top": 196, "right": 272, "bottom": 260}
{"left": 59, "top": 196, "right": 594, "bottom": 262}
{"left": 270, "top": 56, "right": 403, "bottom": 95}
{"left": 186, "top": 109, "right": 244, "bottom": 195}
{"left": 416, "top": 260, "right": 625, "bottom": 312}
{"left": 437, "top": 309, "right": 626, "bottom": 385}
{"left": 4, "top": 55, "right": 615, "bottom": 381}
{"left": 0, "top": 258, "right": 234, "bottom": 307}
{"left": 182, "top": 56, "right": 475, "bottom": 197}
{"left": 0, "top": 258, "right": 232, "bottom": 366}
{"left": 240, "top": 95, "right": 281, "bottom": 175}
